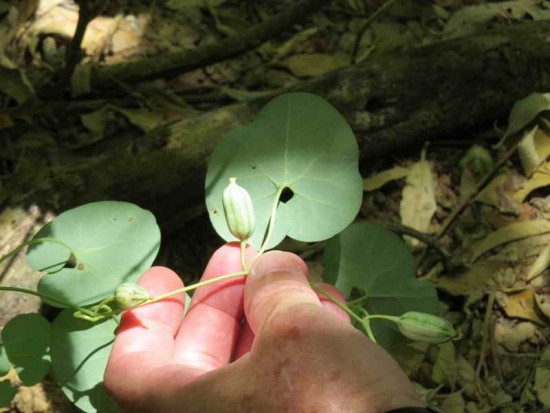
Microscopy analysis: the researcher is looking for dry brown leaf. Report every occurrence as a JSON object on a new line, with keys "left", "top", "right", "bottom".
{"left": 400, "top": 151, "right": 436, "bottom": 247}
{"left": 280, "top": 53, "right": 349, "bottom": 77}
{"left": 433, "top": 260, "right": 507, "bottom": 295}
{"left": 496, "top": 289, "right": 547, "bottom": 325}
{"left": 363, "top": 166, "right": 409, "bottom": 191}
{"left": 472, "top": 220, "right": 550, "bottom": 261}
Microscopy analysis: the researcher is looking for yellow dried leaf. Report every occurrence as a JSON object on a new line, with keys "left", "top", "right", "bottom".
{"left": 497, "top": 289, "right": 546, "bottom": 325}
{"left": 363, "top": 166, "right": 409, "bottom": 191}
{"left": 514, "top": 166, "right": 550, "bottom": 202}
{"left": 433, "top": 260, "right": 507, "bottom": 295}
{"left": 280, "top": 53, "right": 349, "bottom": 77}
{"left": 527, "top": 244, "right": 550, "bottom": 281}
{"left": 472, "top": 220, "right": 550, "bottom": 261}
{"left": 400, "top": 152, "right": 436, "bottom": 247}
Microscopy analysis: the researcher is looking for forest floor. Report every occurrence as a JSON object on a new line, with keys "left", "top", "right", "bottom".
{"left": 0, "top": 0, "right": 549, "bottom": 412}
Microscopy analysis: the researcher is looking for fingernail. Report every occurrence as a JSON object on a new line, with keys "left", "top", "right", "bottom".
{"left": 251, "top": 251, "right": 304, "bottom": 278}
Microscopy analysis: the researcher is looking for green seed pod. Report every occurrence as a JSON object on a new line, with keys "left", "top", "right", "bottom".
{"left": 222, "top": 177, "right": 255, "bottom": 241}
{"left": 115, "top": 282, "right": 152, "bottom": 309}
{"left": 397, "top": 312, "right": 456, "bottom": 343}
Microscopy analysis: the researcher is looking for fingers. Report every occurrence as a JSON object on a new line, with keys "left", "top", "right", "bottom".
{"left": 173, "top": 243, "right": 256, "bottom": 371}
{"left": 244, "top": 251, "right": 322, "bottom": 334}
{"left": 105, "top": 267, "right": 186, "bottom": 405}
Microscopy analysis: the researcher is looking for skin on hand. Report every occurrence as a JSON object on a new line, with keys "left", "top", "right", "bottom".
{"left": 104, "top": 243, "right": 424, "bottom": 413}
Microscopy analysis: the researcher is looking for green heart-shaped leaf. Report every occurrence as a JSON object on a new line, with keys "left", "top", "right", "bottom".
{"left": 324, "top": 222, "right": 439, "bottom": 350}
{"left": 26, "top": 201, "right": 160, "bottom": 306}
{"left": 2, "top": 314, "right": 51, "bottom": 386}
{"left": 0, "top": 346, "right": 11, "bottom": 377}
{"left": 206, "top": 92, "right": 363, "bottom": 249}
{"left": 51, "top": 310, "right": 118, "bottom": 413}
{"left": 0, "top": 380, "right": 17, "bottom": 408}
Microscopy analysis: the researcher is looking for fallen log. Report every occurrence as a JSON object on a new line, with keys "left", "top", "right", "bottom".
{"left": 4, "top": 20, "right": 550, "bottom": 232}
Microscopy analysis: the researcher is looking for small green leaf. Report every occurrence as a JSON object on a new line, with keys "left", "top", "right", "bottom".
{"left": 0, "top": 346, "right": 11, "bottom": 377}
{"left": 26, "top": 201, "right": 161, "bottom": 306}
{"left": 324, "top": 221, "right": 439, "bottom": 349}
{"left": 0, "top": 380, "right": 17, "bottom": 408}
{"left": 51, "top": 310, "right": 118, "bottom": 413}
{"left": 504, "top": 92, "right": 550, "bottom": 138}
{"left": 1, "top": 314, "right": 51, "bottom": 386}
{"left": 206, "top": 93, "right": 363, "bottom": 249}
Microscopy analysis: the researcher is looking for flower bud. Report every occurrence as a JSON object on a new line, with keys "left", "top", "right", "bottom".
{"left": 115, "top": 282, "right": 152, "bottom": 309}
{"left": 397, "top": 311, "right": 456, "bottom": 343}
{"left": 222, "top": 177, "right": 255, "bottom": 241}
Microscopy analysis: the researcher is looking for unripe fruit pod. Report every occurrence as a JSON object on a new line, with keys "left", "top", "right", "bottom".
{"left": 397, "top": 311, "right": 456, "bottom": 343}
{"left": 222, "top": 177, "right": 255, "bottom": 241}
{"left": 115, "top": 282, "right": 152, "bottom": 309}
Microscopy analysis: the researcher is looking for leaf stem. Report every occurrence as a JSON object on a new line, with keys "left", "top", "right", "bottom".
{"left": 0, "top": 286, "right": 91, "bottom": 314}
{"left": 0, "top": 238, "right": 79, "bottom": 269}
{"left": 256, "top": 185, "right": 285, "bottom": 258}
{"left": 149, "top": 270, "right": 249, "bottom": 303}
{"left": 240, "top": 240, "right": 248, "bottom": 270}
{"left": 310, "top": 283, "right": 363, "bottom": 325}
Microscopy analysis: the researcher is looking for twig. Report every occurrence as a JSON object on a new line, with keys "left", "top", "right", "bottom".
{"left": 383, "top": 222, "right": 453, "bottom": 261}
{"left": 91, "top": 0, "right": 332, "bottom": 87}
{"left": 475, "top": 293, "right": 496, "bottom": 381}
{"left": 437, "top": 145, "right": 516, "bottom": 240}
{"left": 61, "top": 0, "right": 109, "bottom": 90}
{"left": 351, "top": 0, "right": 399, "bottom": 64}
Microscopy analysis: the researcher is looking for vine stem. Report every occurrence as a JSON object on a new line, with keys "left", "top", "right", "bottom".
{"left": 0, "top": 286, "right": 93, "bottom": 315}
{"left": 240, "top": 240, "right": 248, "bottom": 270}
{"left": 149, "top": 270, "right": 249, "bottom": 303}
{"left": 0, "top": 238, "right": 78, "bottom": 267}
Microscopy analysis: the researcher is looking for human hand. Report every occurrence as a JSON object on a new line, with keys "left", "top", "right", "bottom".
{"left": 104, "top": 243, "right": 424, "bottom": 412}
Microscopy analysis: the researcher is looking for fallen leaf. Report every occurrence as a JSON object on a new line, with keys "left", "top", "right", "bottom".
{"left": 280, "top": 53, "right": 349, "bottom": 77}
{"left": 472, "top": 220, "right": 550, "bottom": 261}
{"left": 440, "top": 392, "right": 465, "bottom": 413}
{"left": 400, "top": 150, "right": 436, "bottom": 247}
{"left": 527, "top": 244, "right": 550, "bottom": 281}
{"left": 363, "top": 166, "right": 409, "bottom": 191}
{"left": 534, "top": 292, "right": 550, "bottom": 319}
{"left": 503, "top": 92, "right": 550, "bottom": 140}
{"left": 535, "top": 347, "right": 550, "bottom": 407}
{"left": 496, "top": 289, "right": 547, "bottom": 325}
{"left": 433, "top": 260, "right": 507, "bottom": 295}
{"left": 0, "top": 66, "right": 35, "bottom": 105}
{"left": 518, "top": 126, "right": 540, "bottom": 176}
{"left": 432, "top": 341, "right": 457, "bottom": 386}
{"left": 392, "top": 341, "right": 429, "bottom": 375}
{"left": 494, "top": 320, "right": 537, "bottom": 352}
{"left": 514, "top": 166, "right": 550, "bottom": 202}
{"left": 112, "top": 107, "right": 164, "bottom": 133}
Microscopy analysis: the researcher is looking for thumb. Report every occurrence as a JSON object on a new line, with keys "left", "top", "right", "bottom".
{"left": 244, "top": 251, "right": 322, "bottom": 334}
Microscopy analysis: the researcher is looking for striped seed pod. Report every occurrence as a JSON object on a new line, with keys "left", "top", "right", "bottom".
{"left": 115, "top": 282, "right": 152, "bottom": 309}
{"left": 397, "top": 311, "right": 456, "bottom": 343}
{"left": 222, "top": 177, "right": 255, "bottom": 241}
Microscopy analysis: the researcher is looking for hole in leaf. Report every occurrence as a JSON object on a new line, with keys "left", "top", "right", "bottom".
{"left": 280, "top": 187, "right": 294, "bottom": 203}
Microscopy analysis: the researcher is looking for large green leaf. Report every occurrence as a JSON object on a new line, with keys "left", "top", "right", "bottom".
{"left": 0, "top": 380, "right": 17, "bottom": 408}
{"left": 26, "top": 201, "right": 160, "bottom": 306}
{"left": 324, "top": 221, "right": 439, "bottom": 349}
{"left": 51, "top": 310, "right": 119, "bottom": 413}
{"left": 0, "top": 346, "right": 11, "bottom": 377}
{"left": 206, "top": 92, "right": 363, "bottom": 250}
{"left": 1, "top": 314, "right": 51, "bottom": 386}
